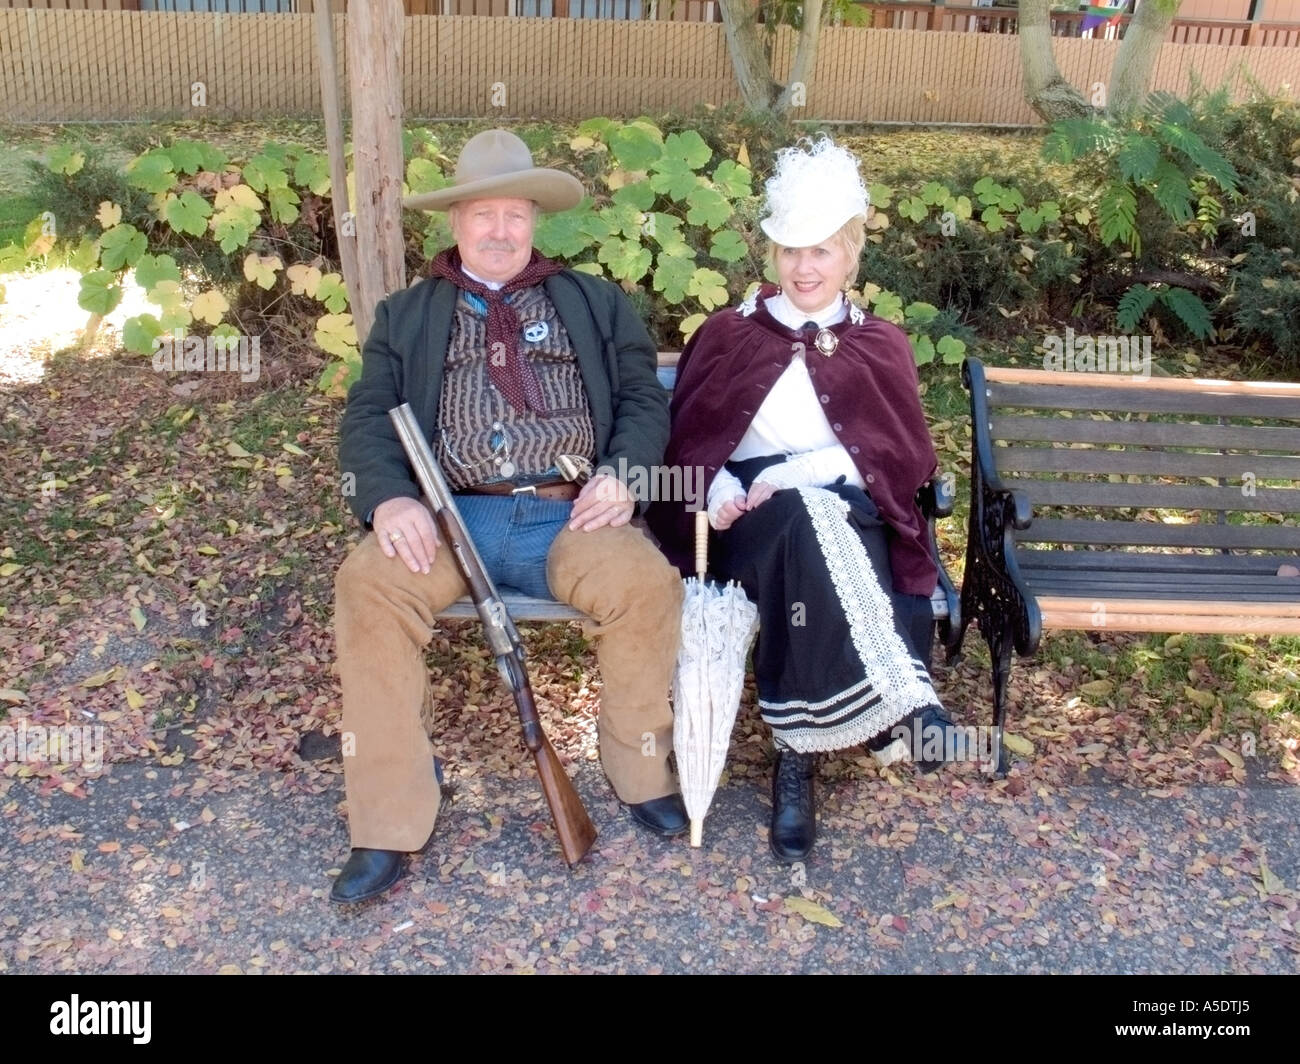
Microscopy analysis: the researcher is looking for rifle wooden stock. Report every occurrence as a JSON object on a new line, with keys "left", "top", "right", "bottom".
{"left": 388, "top": 403, "right": 597, "bottom": 866}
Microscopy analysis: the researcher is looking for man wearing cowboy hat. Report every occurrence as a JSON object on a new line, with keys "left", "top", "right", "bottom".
{"left": 331, "top": 129, "right": 688, "bottom": 903}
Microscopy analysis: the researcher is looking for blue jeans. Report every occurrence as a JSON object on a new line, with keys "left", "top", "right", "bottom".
{"left": 455, "top": 493, "right": 572, "bottom": 599}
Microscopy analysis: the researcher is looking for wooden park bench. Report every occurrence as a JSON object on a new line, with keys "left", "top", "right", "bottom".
{"left": 437, "top": 352, "right": 963, "bottom": 661}
{"left": 957, "top": 357, "right": 1300, "bottom": 771}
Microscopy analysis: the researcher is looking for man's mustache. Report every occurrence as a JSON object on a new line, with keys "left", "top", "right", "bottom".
{"left": 477, "top": 240, "right": 517, "bottom": 252}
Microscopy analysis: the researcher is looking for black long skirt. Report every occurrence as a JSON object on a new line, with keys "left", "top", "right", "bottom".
{"left": 712, "top": 455, "right": 946, "bottom": 754}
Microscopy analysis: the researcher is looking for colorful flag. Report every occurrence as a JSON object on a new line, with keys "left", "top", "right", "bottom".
{"left": 1081, "top": 0, "right": 1126, "bottom": 33}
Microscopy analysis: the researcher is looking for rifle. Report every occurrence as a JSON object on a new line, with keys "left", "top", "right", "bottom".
{"left": 388, "top": 403, "right": 598, "bottom": 866}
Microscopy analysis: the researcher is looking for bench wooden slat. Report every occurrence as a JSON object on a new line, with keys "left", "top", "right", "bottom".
{"left": 994, "top": 445, "right": 1300, "bottom": 481}
{"left": 988, "top": 382, "right": 1300, "bottom": 420}
{"left": 985, "top": 366, "right": 1300, "bottom": 400}
{"left": 1014, "top": 517, "right": 1300, "bottom": 550}
{"left": 1021, "top": 571, "right": 1300, "bottom": 600}
{"left": 990, "top": 415, "right": 1300, "bottom": 451}
{"left": 1036, "top": 602, "right": 1300, "bottom": 635}
{"left": 440, "top": 585, "right": 953, "bottom": 624}
{"left": 1004, "top": 479, "right": 1300, "bottom": 513}
{"left": 1016, "top": 548, "right": 1297, "bottom": 574}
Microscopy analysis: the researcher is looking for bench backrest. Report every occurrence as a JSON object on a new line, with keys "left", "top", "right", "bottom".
{"left": 965, "top": 359, "right": 1300, "bottom": 554}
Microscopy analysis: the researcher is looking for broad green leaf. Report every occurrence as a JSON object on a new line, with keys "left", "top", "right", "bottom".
{"left": 98, "top": 224, "right": 146, "bottom": 271}
{"left": 315, "top": 272, "right": 349, "bottom": 313}
{"left": 708, "top": 230, "right": 747, "bottom": 263}
{"left": 534, "top": 209, "right": 595, "bottom": 258}
{"left": 125, "top": 152, "right": 175, "bottom": 194}
{"left": 652, "top": 252, "right": 696, "bottom": 304}
{"left": 1038, "top": 200, "right": 1061, "bottom": 224}
{"left": 243, "top": 153, "right": 289, "bottom": 193}
{"left": 165, "top": 140, "right": 206, "bottom": 175}
{"left": 575, "top": 117, "right": 616, "bottom": 139}
{"left": 608, "top": 124, "right": 662, "bottom": 171}
{"left": 684, "top": 185, "right": 731, "bottom": 228}
{"left": 315, "top": 312, "right": 359, "bottom": 360}
{"left": 937, "top": 335, "right": 967, "bottom": 365}
{"left": 980, "top": 205, "right": 1008, "bottom": 233}
{"left": 870, "top": 289, "right": 904, "bottom": 323}
{"left": 1017, "top": 207, "right": 1043, "bottom": 234}
{"left": 67, "top": 235, "right": 99, "bottom": 274}
{"left": 48, "top": 144, "right": 86, "bottom": 176}
{"left": 406, "top": 157, "right": 448, "bottom": 195}
{"left": 78, "top": 270, "right": 122, "bottom": 315}
{"left": 134, "top": 253, "right": 181, "bottom": 292}
{"left": 599, "top": 202, "right": 645, "bottom": 240}
{"left": 148, "top": 280, "right": 192, "bottom": 330}
{"left": 268, "top": 185, "right": 300, "bottom": 225}
{"left": 644, "top": 211, "right": 686, "bottom": 251}
{"left": 679, "top": 312, "right": 706, "bottom": 341}
{"left": 122, "top": 313, "right": 163, "bottom": 355}
{"left": 610, "top": 181, "right": 655, "bottom": 212}
{"left": 687, "top": 267, "right": 728, "bottom": 310}
{"left": 212, "top": 205, "right": 259, "bottom": 254}
{"left": 649, "top": 156, "right": 702, "bottom": 202}
{"left": 293, "top": 151, "right": 332, "bottom": 194}
{"left": 0, "top": 244, "right": 26, "bottom": 273}
{"left": 910, "top": 333, "right": 936, "bottom": 365}
{"left": 903, "top": 301, "right": 939, "bottom": 324}
{"left": 662, "top": 130, "right": 711, "bottom": 170}
{"left": 164, "top": 191, "right": 213, "bottom": 238}
{"left": 867, "top": 182, "right": 894, "bottom": 209}
{"left": 597, "top": 237, "right": 652, "bottom": 283}
{"left": 898, "top": 197, "right": 927, "bottom": 223}
{"left": 712, "top": 159, "right": 752, "bottom": 200}
{"left": 920, "top": 182, "right": 951, "bottom": 206}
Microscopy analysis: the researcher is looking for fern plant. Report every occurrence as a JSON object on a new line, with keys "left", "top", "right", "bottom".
{"left": 1043, "top": 93, "right": 1240, "bottom": 340}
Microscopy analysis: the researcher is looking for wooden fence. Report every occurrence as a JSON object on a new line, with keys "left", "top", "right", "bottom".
{"left": 1, "top": 9, "right": 1298, "bottom": 123}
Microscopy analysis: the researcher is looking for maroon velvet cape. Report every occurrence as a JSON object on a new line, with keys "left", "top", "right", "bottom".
{"left": 647, "top": 284, "right": 940, "bottom": 596}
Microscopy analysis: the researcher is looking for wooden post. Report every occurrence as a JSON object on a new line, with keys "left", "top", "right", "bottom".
{"left": 314, "top": 0, "right": 363, "bottom": 332}
{"left": 1243, "top": 0, "right": 1265, "bottom": 46}
{"left": 928, "top": 0, "right": 946, "bottom": 32}
{"left": 346, "top": 0, "right": 407, "bottom": 346}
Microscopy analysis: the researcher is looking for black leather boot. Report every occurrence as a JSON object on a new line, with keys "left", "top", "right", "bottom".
{"left": 331, "top": 848, "right": 403, "bottom": 904}
{"left": 770, "top": 748, "right": 816, "bottom": 862}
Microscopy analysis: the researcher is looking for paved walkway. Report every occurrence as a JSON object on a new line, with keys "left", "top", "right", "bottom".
{"left": 4, "top": 755, "right": 1297, "bottom": 974}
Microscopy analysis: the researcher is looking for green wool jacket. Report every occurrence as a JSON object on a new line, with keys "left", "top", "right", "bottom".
{"left": 339, "top": 267, "right": 669, "bottom": 527}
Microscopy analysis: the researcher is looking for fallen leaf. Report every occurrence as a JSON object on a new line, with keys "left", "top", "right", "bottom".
{"left": 130, "top": 606, "right": 147, "bottom": 631}
{"left": 1211, "top": 744, "right": 1244, "bottom": 769}
{"left": 1079, "top": 679, "right": 1114, "bottom": 699}
{"left": 1184, "top": 686, "right": 1216, "bottom": 711}
{"left": 1002, "top": 733, "right": 1035, "bottom": 757}
{"left": 784, "top": 896, "right": 843, "bottom": 927}
{"left": 0, "top": 689, "right": 28, "bottom": 704}
{"left": 81, "top": 666, "right": 124, "bottom": 688}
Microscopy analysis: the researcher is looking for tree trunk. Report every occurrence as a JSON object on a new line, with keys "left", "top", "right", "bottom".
{"left": 1109, "top": 0, "right": 1182, "bottom": 116}
{"left": 314, "top": 0, "right": 362, "bottom": 326}
{"left": 775, "top": 0, "right": 823, "bottom": 114}
{"left": 717, "top": 0, "right": 779, "bottom": 113}
{"left": 346, "top": 0, "right": 406, "bottom": 344}
{"left": 1019, "top": 0, "right": 1092, "bottom": 122}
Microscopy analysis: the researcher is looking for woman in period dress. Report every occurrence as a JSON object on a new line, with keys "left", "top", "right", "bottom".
{"left": 649, "top": 137, "right": 958, "bottom": 862}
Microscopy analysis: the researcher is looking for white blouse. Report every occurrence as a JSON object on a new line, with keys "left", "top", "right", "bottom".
{"left": 706, "top": 291, "right": 865, "bottom": 524}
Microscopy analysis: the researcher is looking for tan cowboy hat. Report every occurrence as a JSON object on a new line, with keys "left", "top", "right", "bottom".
{"left": 402, "top": 129, "right": 584, "bottom": 213}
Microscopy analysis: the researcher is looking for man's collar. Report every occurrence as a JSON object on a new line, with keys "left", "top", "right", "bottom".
{"left": 460, "top": 264, "right": 504, "bottom": 291}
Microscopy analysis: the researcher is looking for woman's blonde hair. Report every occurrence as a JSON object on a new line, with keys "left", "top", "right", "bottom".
{"left": 766, "top": 213, "right": 867, "bottom": 292}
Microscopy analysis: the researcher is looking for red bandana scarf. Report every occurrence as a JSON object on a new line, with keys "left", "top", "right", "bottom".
{"left": 429, "top": 246, "right": 567, "bottom": 414}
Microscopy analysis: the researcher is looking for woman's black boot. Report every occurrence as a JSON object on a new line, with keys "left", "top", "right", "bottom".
{"left": 770, "top": 747, "right": 816, "bottom": 862}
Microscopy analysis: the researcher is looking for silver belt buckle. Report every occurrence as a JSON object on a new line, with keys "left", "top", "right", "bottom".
{"left": 510, "top": 483, "right": 538, "bottom": 496}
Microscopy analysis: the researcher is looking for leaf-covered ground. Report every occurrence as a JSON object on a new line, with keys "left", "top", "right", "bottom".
{"left": 1, "top": 330, "right": 1297, "bottom": 972}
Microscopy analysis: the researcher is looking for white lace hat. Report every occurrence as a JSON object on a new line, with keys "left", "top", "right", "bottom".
{"left": 759, "top": 136, "right": 870, "bottom": 248}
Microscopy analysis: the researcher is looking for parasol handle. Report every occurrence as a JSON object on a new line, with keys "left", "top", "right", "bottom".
{"left": 690, "top": 818, "right": 703, "bottom": 848}
{"left": 694, "top": 509, "right": 709, "bottom": 580}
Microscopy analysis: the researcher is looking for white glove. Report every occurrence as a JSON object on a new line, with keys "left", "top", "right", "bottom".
{"left": 706, "top": 468, "right": 746, "bottom": 530}
{"left": 753, "top": 445, "right": 864, "bottom": 491}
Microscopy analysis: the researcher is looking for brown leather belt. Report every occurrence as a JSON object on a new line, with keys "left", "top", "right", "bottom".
{"left": 456, "top": 480, "right": 580, "bottom": 501}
